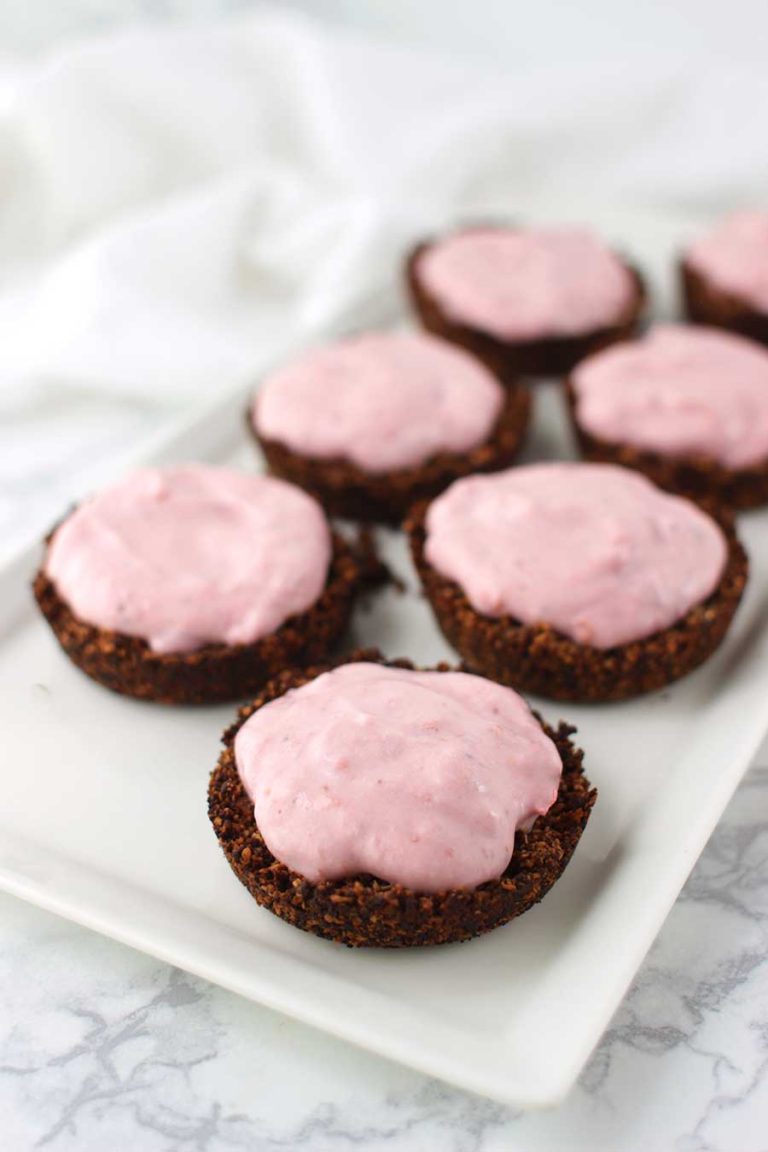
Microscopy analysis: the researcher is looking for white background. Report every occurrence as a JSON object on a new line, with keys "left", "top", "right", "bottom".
{"left": 2, "top": 1, "right": 768, "bottom": 68}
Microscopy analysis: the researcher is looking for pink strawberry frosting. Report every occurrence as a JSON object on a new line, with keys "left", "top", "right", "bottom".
{"left": 416, "top": 227, "right": 635, "bottom": 341}
{"left": 253, "top": 331, "right": 504, "bottom": 473}
{"left": 572, "top": 324, "right": 768, "bottom": 468}
{"left": 45, "top": 464, "right": 331, "bottom": 654}
{"left": 685, "top": 211, "right": 768, "bottom": 313}
{"left": 424, "top": 462, "right": 727, "bottom": 649}
{"left": 235, "top": 661, "right": 562, "bottom": 892}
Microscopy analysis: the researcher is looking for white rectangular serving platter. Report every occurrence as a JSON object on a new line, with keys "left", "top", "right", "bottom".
{"left": 2, "top": 210, "right": 768, "bottom": 1109}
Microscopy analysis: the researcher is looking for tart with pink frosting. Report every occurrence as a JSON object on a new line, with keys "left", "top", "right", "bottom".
{"left": 681, "top": 212, "right": 768, "bottom": 347}
{"left": 208, "top": 650, "right": 595, "bottom": 947}
{"left": 34, "top": 464, "right": 371, "bottom": 704}
{"left": 250, "top": 330, "right": 530, "bottom": 523}
{"left": 569, "top": 324, "right": 768, "bottom": 509}
{"left": 406, "top": 462, "right": 747, "bottom": 702}
{"left": 407, "top": 225, "right": 645, "bottom": 378}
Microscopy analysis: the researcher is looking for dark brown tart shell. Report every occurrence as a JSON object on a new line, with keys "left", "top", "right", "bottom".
{"left": 251, "top": 381, "right": 531, "bottom": 525}
{"left": 681, "top": 259, "right": 768, "bottom": 349}
{"left": 208, "top": 649, "right": 595, "bottom": 948}
{"left": 406, "top": 501, "right": 748, "bottom": 703}
{"left": 34, "top": 531, "right": 369, "bottom": 705}
{"left": 406, "top": 237, "right": 647, "bottom": 379}
{"left": 566, "top": 378, "right": 768, "bottom": 511}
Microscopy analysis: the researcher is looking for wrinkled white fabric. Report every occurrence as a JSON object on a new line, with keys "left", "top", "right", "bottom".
{"left": 2, "top": 7, "right": 768, "bottom": 554}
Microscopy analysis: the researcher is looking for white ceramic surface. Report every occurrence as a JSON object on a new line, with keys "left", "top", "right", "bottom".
{"left": 2, "top": 358, "right": 768, "bottom": 1107}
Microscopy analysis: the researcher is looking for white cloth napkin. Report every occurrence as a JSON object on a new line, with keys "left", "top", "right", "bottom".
{"left": 2, "top": 5, "right": 768, "bottom": 553}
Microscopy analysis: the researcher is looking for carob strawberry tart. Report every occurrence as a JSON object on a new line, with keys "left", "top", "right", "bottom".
{"left": 406, "top": 462, "right": 747, "bottom": 703}
{"left": 34, "top": 464, "right": 368, "bottom": 704}
{"left": 568, "top": 324, "right": 768, "bottom": 509}
{"left": 208, "top": 650, "right": 595, "bottom": 947}
{"left": 250, "top": 330, "right": 530, "bottom": 523}
{"left": 406, "top": 225, "right": 645, "bottom": 378}
{"left": 681, "top": 211, "right": 768, "bottom": 346}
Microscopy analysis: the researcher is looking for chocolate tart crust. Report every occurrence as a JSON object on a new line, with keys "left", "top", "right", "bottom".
{"left": 252, "top": 381, "right": 531, "bottom": 525}
{"left": 208, "top": 649, "right": 596, "bottom": 948}
{"left": 34, "top": 532, "right": 369, "bottom": 705}
{"left": 406, "top": 502, "right": 748, "bottom": 703}
{"left": 566, "top": 378, "right": 768, "bottom": 511}
{"left": 406, "top": 236, "right": 646, "bottom": 379}
{"left": 681, "top": 259, "right": 768, "bottom": 348}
